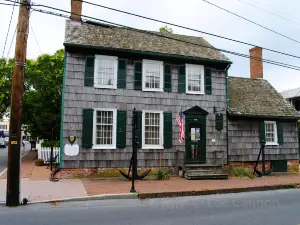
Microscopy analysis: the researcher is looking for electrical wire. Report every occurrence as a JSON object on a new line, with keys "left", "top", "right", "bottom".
{"left": 6, "top": 24, "right": 17, "bottom": 60}
{"left": 29, "top": 21, "right": 43, "bottom": 55}
{"left": 71, "top": 0, "right": 300, "bottom": 60}
{"left": 234, "top": 0, "right": 300, "bottom": 26}
{"left": 1, "top": 0, "right": 17, "bottom": 58}
{"left": 200, "top": 0, "right": 300, "bottom": 44}
{"left": 4, "top": 0, "right": 300, "bottom": 71}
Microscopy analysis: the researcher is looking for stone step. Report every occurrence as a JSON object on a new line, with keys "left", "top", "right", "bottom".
{"left": 186, "top": 169, "right": 225, "bottom": 174}
{"left": 185, "top": 173, "right": 228, "bottom": 180}
{"left": 185, "top": 164, "right": 222, "bottom": 171}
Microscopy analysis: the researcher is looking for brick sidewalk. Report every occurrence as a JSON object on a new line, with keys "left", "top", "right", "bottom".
{"left": 82, "top": 174, "right": 300, "bottom": 196}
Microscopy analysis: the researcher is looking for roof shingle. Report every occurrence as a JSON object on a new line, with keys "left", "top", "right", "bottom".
{"left": 64, "top": 20, "right": 230, "bottom": 62}
{"left": 228, "top": 77, "right": 299, "bottom": 118}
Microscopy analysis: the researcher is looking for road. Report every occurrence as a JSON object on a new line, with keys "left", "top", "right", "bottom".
{"left": 0, "top": 147, "right": 8, "bottom": 174}
{"left": 0, "top": 189, "right": 299, "bottom": 225}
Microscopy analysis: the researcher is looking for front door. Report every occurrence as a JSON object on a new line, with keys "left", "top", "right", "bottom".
{"left": 185, "top": 120, "right": 206, "bottom": 163}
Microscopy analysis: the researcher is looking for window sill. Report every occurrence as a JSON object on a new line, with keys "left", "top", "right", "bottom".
{"left": 94, "top": 85, "right": 117, "bottom": 89}
{"left": 142, "top": 145, "right": 164, "bottom": 150}
{"left": 92, "top": 145, "right": 116, "bottom": 150}
{"left": 142, "top": 88, "right": 163, "bottom": 92}
{"left": 186, "top": 91, "right": 205, "bottom": 95}
{"left": 265, "top": 142, "right": 279, "bottom": 146}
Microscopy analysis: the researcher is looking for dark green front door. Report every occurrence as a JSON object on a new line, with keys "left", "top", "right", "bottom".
{"left": 185, "top": 119, "right": 206, "bottom": 163}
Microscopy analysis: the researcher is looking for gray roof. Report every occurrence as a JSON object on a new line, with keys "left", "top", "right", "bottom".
{"left": 281, "top": 87, "right": 300, "bottom": 99}
{"left": 228, "top": 77, "right": 299, "bottom": 118}
{"left": 64, "top": 20, "right": 230, "bottom": 62}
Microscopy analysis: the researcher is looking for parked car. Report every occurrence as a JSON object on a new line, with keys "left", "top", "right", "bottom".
{"left": 0, "top": 138, "right": 5, "bottom": 148}
{"left": 4, "top": 137, "right": 8, "bottom": 146}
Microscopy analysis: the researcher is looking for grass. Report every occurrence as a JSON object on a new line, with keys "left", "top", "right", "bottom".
{"left": 230, "top": 166, "right": 255, "bottom": 179}
{"left": 155, "top": 169, "right": 171, "bottom": 180}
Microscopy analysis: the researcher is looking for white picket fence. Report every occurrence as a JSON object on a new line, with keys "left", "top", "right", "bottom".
{"left": 38, "top": 147, "right": 60, "bottom": 163}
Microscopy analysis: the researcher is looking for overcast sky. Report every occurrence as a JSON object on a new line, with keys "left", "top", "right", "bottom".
{"left": 0, "top": 0, "right": 299, "bottom": 92}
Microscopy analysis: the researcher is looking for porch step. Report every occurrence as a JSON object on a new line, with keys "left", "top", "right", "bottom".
{"left": 184, "top": 164, "right": 228, "bottom": 180}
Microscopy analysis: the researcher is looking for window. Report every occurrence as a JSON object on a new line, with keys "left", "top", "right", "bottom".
{"left": 142, "top": 110, "right": 163, "bottom": 149}
{"left": 0, "top": 125, "right": 6, "bottom": 129}
{"left": 265, "top": 121, "right": 278, "bottom": 145}
{"left": 186, "top": 64, "right": 204, "bottom": 94}
{"left": 142, "top": 60, "right": 163, "bottom": 92}
{"left": 94, "top": 55, "right": 118, "bottom": 89}
{"left": 93, "top": 109, "right": 117, "bottom": 149}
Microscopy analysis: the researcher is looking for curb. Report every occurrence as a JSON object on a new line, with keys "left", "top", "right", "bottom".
{"left": 138, "top": 183, "right": 300, "bottom": 199}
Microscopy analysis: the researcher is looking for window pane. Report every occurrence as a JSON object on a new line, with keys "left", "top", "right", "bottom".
{"left": 265, "top": 122, "right": 275, "bottom": 143}
{"left": 144, "top": 112, "right": 160, "bottom": 146}
{"left": 144, "top": 62, "right": 161, "bottom": 90}
{"left": 95, "top": 110, "right": 114, "bottom": 146}
{"left": 187, "top": 66, "right": 202, "bottom": 92}
{"left": 95, "top": 58, "right": 115, "bottom": 87}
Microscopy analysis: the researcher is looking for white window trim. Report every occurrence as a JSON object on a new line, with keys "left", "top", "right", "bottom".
{"left": 142, "top": 110, "right": 164, "bottom": 149}
{"left": 94, "top": 55, "right": 118, "bottom": 89}
{"left": 185, "top": 63, "right": 205, "bottom": 95}
{"left": 92, "top": 108, "right": 117, "bottom": 149}
{"left": 265, "top": 121, "right": 278, "bottom": 146}
{"left": 142, "top": 59, "right": 164, "bottom": 92}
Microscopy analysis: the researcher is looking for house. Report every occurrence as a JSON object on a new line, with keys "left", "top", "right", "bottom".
{"left": 60, "top": 0, "right": 299, "bottom": 176}
{"left": 61, "top": 0, "right": 231, "bottom": 177}
{"left": 281, "top": 87, "right": 300, "bottom": 114}
{"left": 228, "top": 47, "right": 299, "bottom": 172}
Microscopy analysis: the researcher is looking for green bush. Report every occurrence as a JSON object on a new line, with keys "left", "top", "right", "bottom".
{"left": 231, "top": 166, "right": 254, "bottom": 179}
{"left": 155, "top": 169, "right": 171, "bottom": 180}
{"left": 41, "top": 140, "right": 60, "bottom": 147}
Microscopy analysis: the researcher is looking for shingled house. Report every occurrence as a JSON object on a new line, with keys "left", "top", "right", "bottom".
{"left": 228, "top": 47, "right": 299, "bottom": 172}
{"left": 60, "top": 0, "right": 299, "bottom": 177}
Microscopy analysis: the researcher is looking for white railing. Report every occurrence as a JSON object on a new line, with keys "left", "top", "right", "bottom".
{"left": 38, "top": 147, "right": 60, "bottom": 163}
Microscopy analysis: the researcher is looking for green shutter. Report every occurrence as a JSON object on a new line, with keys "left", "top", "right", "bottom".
{"left": 259, "top": 121, "right": 266, "bottom": 145}
{"left": 178, "top": 65, "right": 185, "bottom": 93}
{"left": 82, "top": 109, "right": 93, "bottom": 148}
{"left": 277, "top": 122, "right": 284, "bottom": 145}
{"left": 134, "top": 61, "right": 142, "bottom": 90}
{"left": 136, "top": 111, "right": 142, "bottom": 148}
{"left": 117, "top": 110, "right": 127, "bottom": 148}
{"left": 205, "top": 67, "right": 212, "bottom": 95}
{"left": 164, "top": 64, "right": 172, "bottom": 92}
{"left": 117, "top": 59, "right": 127, "bottom": 89}
{"left": 164, "top": 112, "right": 173, "bottom": 148}
{"left": 84, "top": 56, "right": 94, "bottom": 87}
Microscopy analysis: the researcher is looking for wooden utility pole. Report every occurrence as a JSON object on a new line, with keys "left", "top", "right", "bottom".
{"left": 6, "top": 0, "right": 31, "bottom": 207}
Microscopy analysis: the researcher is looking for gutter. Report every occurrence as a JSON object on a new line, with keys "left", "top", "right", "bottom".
{"left": 225, "top": 64, "right": 231, "bottom": 166}
{"left": 228, "top": 113, "right": 300, "bottom": 121}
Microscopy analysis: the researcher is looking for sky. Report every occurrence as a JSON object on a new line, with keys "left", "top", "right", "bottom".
{"left": 0, "top": 0, "right": 300, "bottom": 92}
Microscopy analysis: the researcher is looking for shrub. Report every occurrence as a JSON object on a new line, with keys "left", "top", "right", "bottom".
{"left": 35, "top": 159, "right": 44, "bottom": 166}
{"left": 155, "top": 169, "right": 171, "bottom": 180}
{"left": 231, "top": 166, "right": 254, "bottom": 179}
{"left": 41, "top": 140, "right": 60, "bottom": 148}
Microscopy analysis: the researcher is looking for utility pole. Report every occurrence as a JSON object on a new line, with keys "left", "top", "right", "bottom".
{"left": 6, "top": 0, "right": 31, "bottom": 207}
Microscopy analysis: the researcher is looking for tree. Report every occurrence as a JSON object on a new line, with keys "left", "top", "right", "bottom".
{"left": 159, "top": 26, "right": 173, "bottom": 34}
{"left": 0, "top": 49, "right": 64, "bottom": 140}
{"left": 0, "top": 58, "right": 13, "bottom": 118}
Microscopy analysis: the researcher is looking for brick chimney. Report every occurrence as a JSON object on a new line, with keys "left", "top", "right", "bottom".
{"left": 249, "top": 46, "right": 263, "bottom": 79}
{"left": 71, "top": 0, "right": 82, "bottom": 22}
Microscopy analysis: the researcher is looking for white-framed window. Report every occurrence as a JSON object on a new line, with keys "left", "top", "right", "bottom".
{"left": 142, "top": 60, "right": 163, "bottom": 92}
{"left": 186, "top": 64, "right": 205, "bottom": 94}
{"left": 94, "top": 55, "right": 118, "bottom": 89}
{"left": 93, "top": 108, "right": 117, "bottom": 149}
{"left": 265, "top": 121, "right": 278, "bottom": 145}
{"left": 142, "top": 110, "right": 163, "bottom": 149}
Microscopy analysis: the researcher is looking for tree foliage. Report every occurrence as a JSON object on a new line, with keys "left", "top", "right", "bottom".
{"left": 159, "top": 26, "right": 173, "bottom": 34}
{"left": 0, "top": 49, "right": 64, "bottom": 140}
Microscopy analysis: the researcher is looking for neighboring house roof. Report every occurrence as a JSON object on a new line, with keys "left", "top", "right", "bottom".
{"left": 280, "top": 87, "right": 300, "bottom": 99}
{"left": 64, "top": 20, "right": 230, "bottom": 63}
{"left": 228, "top": 77, "right": 299, "bottom": 119}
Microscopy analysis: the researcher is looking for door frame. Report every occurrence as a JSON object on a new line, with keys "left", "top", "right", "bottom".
{"left": 183, "top": 106, "right": 208, "bottom": 164}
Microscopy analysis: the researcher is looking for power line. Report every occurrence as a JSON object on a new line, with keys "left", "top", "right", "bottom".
{"left": 200, "top": 0, "right": 300, "bottom": 44}
{"left": 72, "top": 0, "right": 300, "bottom": 60}
{"left": 6, "top": 0, "right": 300, "bottom": 61}
{"left": 5, "top": 0, "right": 300, "bottom": 71}
{"left": 1, "top": 0, "right": 17, "bottom": 58}
{"left": 29, "top": 21, "right": 42, "bottom": 54}
{"left": 6, "top": 24, "right": 17, "bottom": 60}
{"left": 234, "top": 0, "right": 300, "bottom": 26}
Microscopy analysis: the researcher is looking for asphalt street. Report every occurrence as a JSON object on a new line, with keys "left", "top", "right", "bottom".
{"left": 0, "top": 147, "right": 8, "bottom": 174}
{"left": 0, "top": 189, "right": 299, "bottom": 225}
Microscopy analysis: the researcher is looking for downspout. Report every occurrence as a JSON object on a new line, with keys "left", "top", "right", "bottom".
{"left": 59, "top": 50, "right": 67, "bottom": 166}
{"left": 225, "top": 64, "right": 231, "bottom": 166}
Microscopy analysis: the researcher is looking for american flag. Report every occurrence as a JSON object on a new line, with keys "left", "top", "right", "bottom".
{"left": 176, "top": 108, "right": 184, "bottom": 143}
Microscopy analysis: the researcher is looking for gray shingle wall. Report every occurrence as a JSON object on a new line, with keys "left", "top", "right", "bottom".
{"left": 62, "top": 52, "right": 228, "bottom": 168}
{"left": 228, "top": 120, "right": 299, "bottom": 162}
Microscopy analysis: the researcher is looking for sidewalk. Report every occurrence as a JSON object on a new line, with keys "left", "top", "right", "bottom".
{"left": 0, "top": 152, "right": 299, "bottom": 203}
